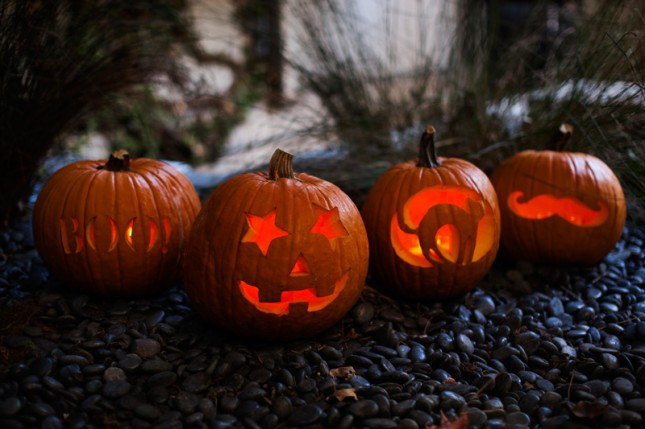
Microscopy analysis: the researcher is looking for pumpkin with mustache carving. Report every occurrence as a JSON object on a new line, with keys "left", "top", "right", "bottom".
{"left": 183, "top": 149, "right": 368, "bottom": 340}
{"left": 490, "top": 124, "right": 626, "bottom": 265}
{"left": 361, "top": 127, "right": 501, "bottom": 300}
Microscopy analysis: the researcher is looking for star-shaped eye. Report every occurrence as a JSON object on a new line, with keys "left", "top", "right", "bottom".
{"left": 242, "top": 209, "right": 289, "bottom": 255}
{"left": 310, "top": 206, "right": 348, "bottom": 250}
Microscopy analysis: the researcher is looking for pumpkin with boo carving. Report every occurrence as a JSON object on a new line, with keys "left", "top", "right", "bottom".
{"left": 361, "top": 127, "right": 501, "bottom": 300}
{"left": 183, "top": 149, "right": 369, "bottom": 340}
{"left": 33, "top": 150, "right": 201, "bottom": 296}
{"left": 490, "top": 124, "right": 626, "bottom": 265}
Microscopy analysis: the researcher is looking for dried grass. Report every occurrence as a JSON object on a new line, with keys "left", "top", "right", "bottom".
{"left": 0, "top": 0, "right": 198, "bottom": 225}
{"left": 289, "top": 0, "right": 644, "bottom": 220}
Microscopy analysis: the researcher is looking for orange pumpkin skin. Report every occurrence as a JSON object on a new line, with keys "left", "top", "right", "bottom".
{"left": 361, "top": 128, "right": 501, "bottom": 300}
{"left": 33, "top": 151, "right": 201, "bottom": 296}
{"left": 490, "top": 138, "right": 626, "bottom": 265}
{"left": 183, "top": 150, "right": 368, "bottom": 340}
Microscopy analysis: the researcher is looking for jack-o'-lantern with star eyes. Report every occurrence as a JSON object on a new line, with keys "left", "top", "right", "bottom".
{"left": 491, "top": 124, "right": 626, "bottom": 265}
{"left": 361, "top": 127, "right": 501, "bottom": 300}
{"left": 183, "top": 149, "right": 369, "bottom": 340}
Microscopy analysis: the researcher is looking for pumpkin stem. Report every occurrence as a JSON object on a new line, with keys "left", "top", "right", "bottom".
{"left": 269, "top": 149, "right": 295, "bottom": 180}
{"left": 417, "top": 126, "right": 440, "bottom": 168}
{"left": 551, "top": 123, "right": 574, "bottom": 151}
{"left": 99, "top": 149, "right": 131, "bottom": 171}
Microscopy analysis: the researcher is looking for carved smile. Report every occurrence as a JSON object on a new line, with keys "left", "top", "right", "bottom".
{"left": 239, "top": 272, "right": 350, "bottom": 315}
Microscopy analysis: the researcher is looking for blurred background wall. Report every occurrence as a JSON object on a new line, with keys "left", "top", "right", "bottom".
{"left": 1, "top": 0, "right": 642, "bottom": 225}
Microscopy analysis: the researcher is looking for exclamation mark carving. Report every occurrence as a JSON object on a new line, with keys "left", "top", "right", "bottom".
{"left": 162, "top": 218, "right": 171, "bottom": 254}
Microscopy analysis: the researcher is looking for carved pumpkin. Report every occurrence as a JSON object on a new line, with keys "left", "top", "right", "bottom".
{"left": 183, "top": 149, "right": 368, "bottom": 340}
{"left": 361, "top": 127, "right": 501, "bottom": 299}
{"left": 490, "top": 124, "right": 626, "bottom": 265}
{"left": 33, "top": 150, "right": 201, "bottom": 296}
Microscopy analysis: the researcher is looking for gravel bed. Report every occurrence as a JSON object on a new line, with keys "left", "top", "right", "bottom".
{"left": 0, "top": 217, "right": 643, "bottom": 429}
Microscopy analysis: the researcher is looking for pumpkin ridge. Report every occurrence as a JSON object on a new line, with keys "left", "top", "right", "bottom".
{"left": 81, "top": 171, "right": 104, "bottom": 292}
{"left": 445, "top": 167, "right": 471, "bottom": 270}
{"left": 505, "top": 153, "right": 527, "bottom": 258}
{"left": 124, "top": 173, "right": 142, "bottom": 292}
{"left": 132, "top": 169, "right": 166, "bottom": 291}
{"left": 69, "top": 168, "right": 97, "bottom": 287}
{"left": 232, "top": 175, "right": 267, "bottom": 323}
{"left": 136, "top": 163, "right": 200, "bottom": 279}
{"left": 70, "top": 168, "right": 96, "bottom": 291}
{"left": 126, "top": 173, "right": 147, "bottom": 292}
{"left": 441, "top": 165, "right": 462, "bottom": 297}
{"left": 454, "top": 160, "right": 500, "bottom": 257}
{"left": 91, "top": 171, "right": 116, "bottom": 292}
{"left": 419, "top": 169, "right": 438, "bottom": 295}
{"left": 51, "top": 166, "right": 89, "bottom": 288}
{"left": 547, "top": 153, "right": 558, "bottom": 255}
{"left": 456, "top": 161, "right": 485, "bottom": 201}
{"left": 509, "top": 153, "right": 529, "bottom": 258}
{"left": 413, "top": 167, "right": 435, "bottom": 294}
{"left": 115, "top": 171, "right": 131, "bottom": 293}
{"left": 594, "top": 158, "right": 619, "bottom": 241}
{"left": 572, "top": 155, "right": 596, "bottom": 254}
{"left": 137, "top": 162, "right": 200, "bottom": 217}
{"left": 523, "top": 151, "right": 542, "bottom": 261}
{"left": 393, "top": 167, "right": 414, "bottom": 293}
{"left": 566, "top": 150, "right": 584, "bottom": 256}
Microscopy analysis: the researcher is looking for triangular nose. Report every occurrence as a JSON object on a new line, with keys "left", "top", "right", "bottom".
{"left": 289, "top": 254, "right": 309, "bottom": 276}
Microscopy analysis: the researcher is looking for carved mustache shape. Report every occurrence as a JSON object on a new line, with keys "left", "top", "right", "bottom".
{"left": 508, "top": 191, "right": 608, "bottom": 227}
